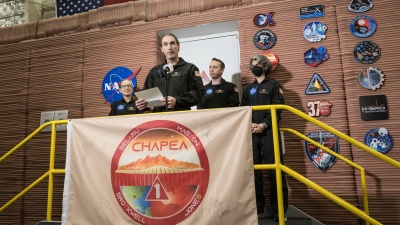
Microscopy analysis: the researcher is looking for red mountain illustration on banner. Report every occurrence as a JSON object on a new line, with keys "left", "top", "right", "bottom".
{"left": 118, "top": 154, "right": 200, "bottom": 170}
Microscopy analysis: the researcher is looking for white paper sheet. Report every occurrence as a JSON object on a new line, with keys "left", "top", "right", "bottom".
{"left": 134, "top": 87, "right": 164, "bottom": 107}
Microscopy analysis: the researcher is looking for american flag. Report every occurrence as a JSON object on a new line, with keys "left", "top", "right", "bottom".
{"left": 56, "top": 0, "right": 105, "bottom": 17}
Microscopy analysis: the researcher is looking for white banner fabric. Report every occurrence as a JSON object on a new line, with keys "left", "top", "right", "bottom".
{"left": 62, "top": 106, "right": 257, "bottom": 225}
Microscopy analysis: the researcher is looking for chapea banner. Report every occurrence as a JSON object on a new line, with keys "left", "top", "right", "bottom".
{"left": 62, "top": 106, "right": 257, "bottom": 225}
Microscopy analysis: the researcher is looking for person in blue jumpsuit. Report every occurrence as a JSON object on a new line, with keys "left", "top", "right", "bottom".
{"left": 240, "top": 54, "right": 288, "bottom": 221}
{"left": 197, "top": 58, "right": 239, "bottom": 109}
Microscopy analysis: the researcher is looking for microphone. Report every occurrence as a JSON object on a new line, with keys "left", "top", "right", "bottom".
{"left": 162, "top": 64, "right": 174, "bottom": 74}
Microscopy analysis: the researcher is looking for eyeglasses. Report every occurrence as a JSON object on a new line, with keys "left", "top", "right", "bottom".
{"left": 120, "top": 85, "right": 132, "bottom": 89}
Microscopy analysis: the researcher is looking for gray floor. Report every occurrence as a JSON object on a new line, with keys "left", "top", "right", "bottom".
{"left": 258, "top": 205, "right": 324, "bottom": 225}
{"left": 258, "top": 217, "right": 313, "bottom": 225}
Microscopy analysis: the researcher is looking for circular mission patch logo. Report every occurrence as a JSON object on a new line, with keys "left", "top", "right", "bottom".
{"left": 111, "top": 120, "right": 210, "bottom": 224}
{"left": 253, "top": 29, "right": 276, "bottom": 50}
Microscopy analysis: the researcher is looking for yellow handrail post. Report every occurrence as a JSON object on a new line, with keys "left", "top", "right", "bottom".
{"left": 47, "top": 122, "right": 57, "bottom": 221}
{"left": 360, "top": 168, "right": 370, "bottom": 225}
{"left": 270, "top": 107, "right": 285, "bottom": 225}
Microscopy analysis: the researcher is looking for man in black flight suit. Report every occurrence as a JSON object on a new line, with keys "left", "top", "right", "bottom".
{"left": 197, "top": 58, "right": 239, "bottom": 109}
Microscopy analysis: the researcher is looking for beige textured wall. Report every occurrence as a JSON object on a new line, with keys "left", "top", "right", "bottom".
{"left": 0, "top": 0, "right": 399, "bottom": 224}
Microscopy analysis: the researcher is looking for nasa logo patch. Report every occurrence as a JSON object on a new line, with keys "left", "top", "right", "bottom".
{"left": 364, "top": 128, "right": 393, "bottom": 154}
{"left": 353, "top": 41, "right": 380, "bottom": 64}
{"left": 117, "top": 104, "right": 125, "bottom": 110}
{"left": 101, "top": 66, "right": 140, "bottom": 104}
{"left": 350, "top": 15, "right": 377, "bottom": 38}
{"left": 253, "top": 29, "right": 277, "bottom": 50}
{"left": 206, "top": 88, "right": 213, "bottom": 95}
{"left": 250, "top": 87, "right": 257, "bottom": 95}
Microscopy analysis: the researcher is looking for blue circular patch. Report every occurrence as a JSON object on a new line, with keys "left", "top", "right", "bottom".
{"left": 350, "top": 15, "right": 376, "bottom": 38}
{"left": 117, "top": 104, "right": 125, "bottom": 110}
{"left": 102, "top": 67, "right": 138, "bottom": 103}
{"left": 206, "top": 88, "right": 213, "bottom": 95}
{"left": 303, "top": 21, "right": 327, "bottom": 42}
{"left": 353, "top": 41, "right": 380, "bottom": 64}
{"left": 250, "top": 87, "right": 257, "bottom": 95}
{"left": 253, "top": 29, "right": 276, "bottom": 50}
{"left": 364, "top": 128, "right": 393, "bottom": 154}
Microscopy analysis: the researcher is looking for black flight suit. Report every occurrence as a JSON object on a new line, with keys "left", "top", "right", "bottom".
{"left": 109, "top": 97, "right": 144, "bottom": 116}
{"left": 144, "top": 57, "right": 205, "bottom": 112}
{"left": 240, "top": 77, "right": 289, "bottom": 216}
{"left": 197, "top": 78, "right": 239, "bottom": 109}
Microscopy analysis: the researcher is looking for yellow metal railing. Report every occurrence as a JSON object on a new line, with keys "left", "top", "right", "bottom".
{"left": 1, "top": 105, "right": 399, "bottom": 224}
{"left": 0, "top": 120, "right": 68, "bottom": 220}
{"left": 252, "top": 104, "right": 400, "bottom": 225}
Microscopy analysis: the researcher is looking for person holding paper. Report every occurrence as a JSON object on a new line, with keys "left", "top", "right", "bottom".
{"left": 135, "top": 33, "right": 204, "bottom": 112}
{"left": 197, "top": 58, "right": 239, "bottom": 109}
{"left": 240, "top": 54, "right": 288, "bottom": 221}
{"left": 108, "top": 79, "right": 144, "bottom": 116}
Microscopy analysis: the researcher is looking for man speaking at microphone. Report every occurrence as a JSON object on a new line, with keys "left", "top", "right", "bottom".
{"left": 136, "top": 33, "right": 204, "bottom": 112}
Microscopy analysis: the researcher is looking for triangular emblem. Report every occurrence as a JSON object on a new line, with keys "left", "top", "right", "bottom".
{"left": 305, "top": 73, "right": 330, "bottom": 95}
{"left": 145, "top": 176, "right": 169, "bottom": 201}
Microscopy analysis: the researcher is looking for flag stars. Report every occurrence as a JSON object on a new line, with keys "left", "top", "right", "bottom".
{"left": 58, "top": 0, "right": 103, "bottom": 17}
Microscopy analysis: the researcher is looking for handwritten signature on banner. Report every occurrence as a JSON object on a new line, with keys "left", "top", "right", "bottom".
{"left": 200, "top": 197, "right": 240, "bottom": 225}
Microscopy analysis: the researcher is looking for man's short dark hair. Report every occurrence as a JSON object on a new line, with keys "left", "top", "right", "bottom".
{"left": 211, "top": 57, "right": 225, "bottom": 69}
{"left": 160, "top": 33, "right": 180, "bottom": 46}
